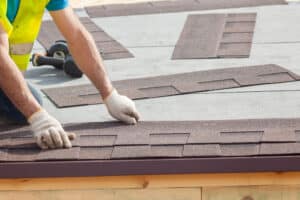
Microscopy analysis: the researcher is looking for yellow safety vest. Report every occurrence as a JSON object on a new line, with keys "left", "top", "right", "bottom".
{"left": 0, "top": 0, "right": 50, "bottom": 71}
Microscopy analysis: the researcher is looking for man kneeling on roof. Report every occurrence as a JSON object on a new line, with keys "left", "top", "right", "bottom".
{"left": 0, "top": 0, "right": 140, "bottom": 149}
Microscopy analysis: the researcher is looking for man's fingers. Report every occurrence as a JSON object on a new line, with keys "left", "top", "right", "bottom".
{"left": 41, "top": 132, "right": 56, "bottom": 149}
{"left": 36, "top": 135, "right": 49, "bottom": 150}
{"left": 37, "top": 131, "right": 75, "bottom": 149}
{"left": 119, "top": 113, "right": 137, "bottom": 125}
{"left": 49, "top": 128, "right": 63, "bottom": 148}
{"left": 127, "top": 108, "right": 141, "bottom": 122}
{"left": 133, "top": 110, "right": 141, "bottom": 121}
{"left": 59, "top": 130, "right": 72, "bottom": 148}
{"left": 68, "top": 132, "right": 76, "bottom": 141}
{"left": 125, "top": 105, "right": 141, "bottom": 122}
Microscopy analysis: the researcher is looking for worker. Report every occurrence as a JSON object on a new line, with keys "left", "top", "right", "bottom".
{"left": 0, "top": 0, "right": 140, "bottom": 149}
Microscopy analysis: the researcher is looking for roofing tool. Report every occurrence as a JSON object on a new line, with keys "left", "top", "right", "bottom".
{"left": 31, "top": 40, "right": 83, "bottom": 78}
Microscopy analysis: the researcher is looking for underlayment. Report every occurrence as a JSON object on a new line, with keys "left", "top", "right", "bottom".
{"left": 85, "top": 0, "right": 286, "bottom": 18}
{"left": 42, "top": 64, "right": 300, "bottom": 108}
{"left": 1, "top": 118, "right": 300, "bottom": 178}
{"left": 38, "top": 17, "right": 133, "bottom": 60}
{"left": 172, "top": 13, "right": 256, "bottom": 59}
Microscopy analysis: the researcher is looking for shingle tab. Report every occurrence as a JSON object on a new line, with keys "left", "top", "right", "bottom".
{"left": 183, "top": 144, "right": 221, "bottom": 157}
{"left": 79, "top": 147, "right": 113, "bottom": 160}
{"left": 260, "top": 143, "right": 300, "bottom": 155}
{"left": 220, "top": 144, "right": 260, "bottom": 156}
{"left": 151, "top": 145, "right": 183, "bottom": 157}
{"left": 79, "top": 135, "right": 117, "bottom": 147}
{"left": 36, "top": 147, "right": 80, "bottom": 161}
{"left": 5, "top": 137, "right": 36, "bottom": 149}
{"left": 150, "top": 133, "right": 190, "bottom": 145}
{"left": 261, "top": 129, "right": 296, "bottom": 142}
{"left": 0, "top": 149, "right": 8, "bottom": 161}
{"left": 43, "top": 64, "right": 300, "bottom": 108}
{"left": 7, "top": 149, "right": 40, "bottom": 162}
{"left": 112, "top": 146, "right": 151, "bottom": 159}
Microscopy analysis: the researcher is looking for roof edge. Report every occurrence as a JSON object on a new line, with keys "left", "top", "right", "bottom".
{"left": 1, "top": 156, "right": 300, "bottom": 178}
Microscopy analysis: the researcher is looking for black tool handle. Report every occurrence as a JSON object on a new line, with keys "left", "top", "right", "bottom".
{"left": 32, "top": 53, "right": 64, "bottom": 69}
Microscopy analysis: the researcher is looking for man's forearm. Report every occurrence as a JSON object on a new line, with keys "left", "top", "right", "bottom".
{"left": 50, "top": 8, "right": 140, "bottom": 124}
{"left": 67, "top": 27, "right": 113, "bottom": 99}
{"left": 0, "top": 49, "right": 41, "bottom": 118}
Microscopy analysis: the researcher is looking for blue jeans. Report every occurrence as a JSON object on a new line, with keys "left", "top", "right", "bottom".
{"left": 0, "top": 84, "right": 43, "bottom": 124}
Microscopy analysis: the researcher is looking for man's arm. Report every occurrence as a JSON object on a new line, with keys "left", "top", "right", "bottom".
{"left": 50, "top": 7, "right": 140, "bottom": 124}
{"left": 50, "top": 7, "right": 113, "bottom": 99}
{"left": 0, "top": 25, "right": 41, "bottom": 118}
{"left": 0, "top": 24, "right": 73, "bottom": 150}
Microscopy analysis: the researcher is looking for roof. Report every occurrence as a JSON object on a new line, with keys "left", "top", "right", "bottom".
{"left": 1, "top": 118, "right": 300, "bottom": 178}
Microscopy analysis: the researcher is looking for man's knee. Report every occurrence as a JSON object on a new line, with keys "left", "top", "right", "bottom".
{"left": 0, "top": 84, "right": 43, "bottom": 124}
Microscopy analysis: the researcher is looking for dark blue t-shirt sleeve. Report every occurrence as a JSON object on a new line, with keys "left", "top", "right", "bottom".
{"left": 46, "top": 0, "right": 69, "bottom": 11}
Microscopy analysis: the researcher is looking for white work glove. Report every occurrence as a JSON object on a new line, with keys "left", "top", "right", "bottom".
{"left": 28, "top": 109, "right": 75, "bottom": 149}
{"left": 104, "top": 89, "right": 141, "bottom": 124}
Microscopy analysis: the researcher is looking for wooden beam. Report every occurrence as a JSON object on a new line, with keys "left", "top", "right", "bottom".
{"left": 0, "top": 188, "right": 201, "bottom": 200}
{"left": 0, "top": 172, "right": 300, "bottom": 191}
{"left": 202, "top": 186, "right": 300, "bottom": 200}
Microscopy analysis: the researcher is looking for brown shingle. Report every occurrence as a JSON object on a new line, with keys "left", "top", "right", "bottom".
{"left": 150, "top": 133, "right": 190, "bottom": 145}
{"left": 2, "top": 119, "right": 300, "bottom": 178}
{"left": 36, "top": 147, "right": 80, "bottom": 161}
{"left": 0, "top": 149, "right": 8, "bottom": 161}
{"left": 43, "top": 64, "right": 300, "bottom": 108}
{"left": 112, "top": 146, "right": 151, "bottom": 159}
{"left": 38, "top": 18, "right": 133, "bottom": 60}
{"left": 79, "top": 135, "right": 117, "bottom": 147}
{"left": 79, "top": 147, "right": 113, "bottom": 159}
{"left": 260, "top": 143, "right": 300, "bottom": 155}
{"left": 183, "top": 144, "right": 221, "bottom": 157}
{"left": 7, "top": 149, "right": 40, "bottom": 162}
{"left": 151, "top": 145, "right": 183, "bottom": 157}
{"left": 172, "top": 13, "right": 256, "bottom": 59}
{"left": 86, "top": 0, "right": 286, "bottom": 18}
{"left": 220, "top": 144, "right": 260, "bottom": 156}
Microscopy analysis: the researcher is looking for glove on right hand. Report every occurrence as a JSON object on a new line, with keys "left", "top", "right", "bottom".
{"left": 28, "top": 109, "right": 75, "bottom": 149}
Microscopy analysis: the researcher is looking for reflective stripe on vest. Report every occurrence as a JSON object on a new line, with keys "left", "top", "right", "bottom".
{"left": 0, "top": 0, "right": 50, "bottom": 71}
{"left": 9, "top": 43, "right": 34, "bottom": 55}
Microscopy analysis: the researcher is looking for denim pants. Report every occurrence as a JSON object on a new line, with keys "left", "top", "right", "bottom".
{"left": 0, "top": 84, "right": 43, "bottom": 124}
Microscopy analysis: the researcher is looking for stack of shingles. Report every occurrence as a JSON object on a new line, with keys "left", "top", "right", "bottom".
{"left": 1, "top": 119, "right": 300, "bottom": 162}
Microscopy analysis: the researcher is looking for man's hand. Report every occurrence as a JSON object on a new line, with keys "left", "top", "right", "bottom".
{"left": 28, "top": 110, "right": 75, "bottom": 149}
{"left": 104, "top": 90, "right": 140, "bottom": 124}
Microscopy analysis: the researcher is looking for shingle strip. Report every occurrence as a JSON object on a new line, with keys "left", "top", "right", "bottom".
{"left": 38, "top": 17, "right": 133, "bottom": 60}
{"left": 2, "top": 119, "right": 300, "bottom": 162}
{"left": 172, "top": 13, "right": 256, "bottom": 59}
{"left": 43, "top": 64, "right": 300, "bottom": 108}
{"left": 6, "top": 148, "right": 80, "bottom": 162}
{"left": 85, "top": 0, "right": 286, "bottom": 18}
